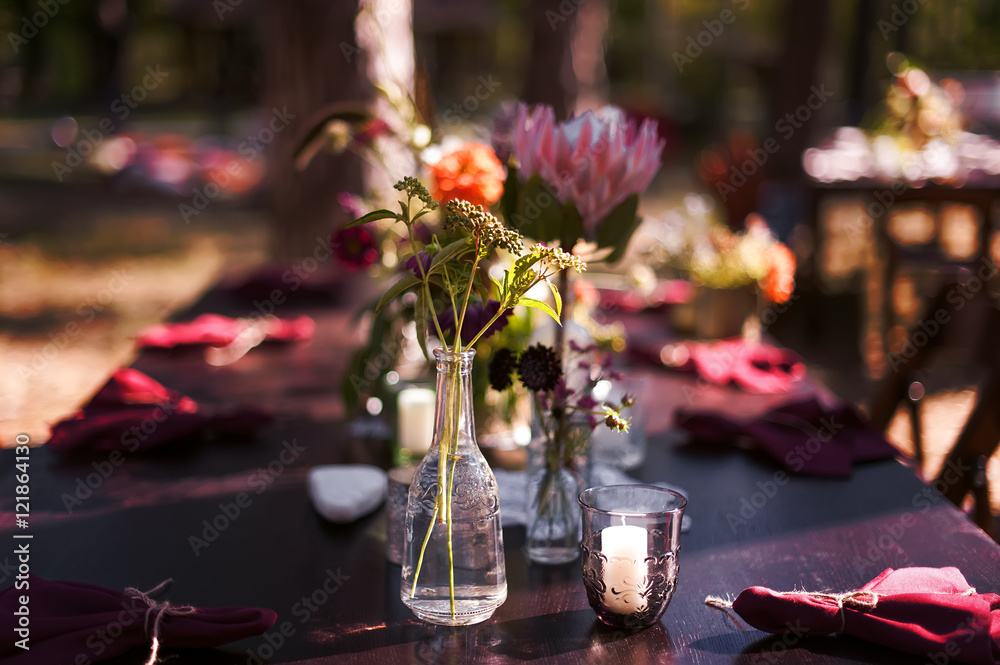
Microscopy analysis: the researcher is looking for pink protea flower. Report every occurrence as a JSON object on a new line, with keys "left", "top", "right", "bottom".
{"left": 511, "top": 103, "right": 664, "bottom": 238}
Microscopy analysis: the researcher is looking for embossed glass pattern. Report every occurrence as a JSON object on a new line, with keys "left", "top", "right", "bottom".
{"left": 401, "top": 349, "right": 507, "bottom": 625}
{"left": 579, "top": 485, "right": 686, "bottom": 629}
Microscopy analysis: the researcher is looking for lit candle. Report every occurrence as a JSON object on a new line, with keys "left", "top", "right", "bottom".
{"left": 601, "top": 520, "right": 648, "bottom": 614}
{"left": 397, "top": 388, "right": 435, "bottom": 454}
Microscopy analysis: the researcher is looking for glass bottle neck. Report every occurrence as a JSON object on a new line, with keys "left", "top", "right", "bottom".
{"left": 433, "top": 348, "right": 476, "bottom": 451}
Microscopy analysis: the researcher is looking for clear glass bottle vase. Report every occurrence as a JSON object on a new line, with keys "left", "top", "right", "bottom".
{"left": 400, "top": 348, "right": 507, "bottom": 626}
{"left": 525, "top": 418, "right": 591, "bottom": 564}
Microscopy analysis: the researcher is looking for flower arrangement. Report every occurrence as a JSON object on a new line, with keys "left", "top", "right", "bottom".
{"left": 503, "top": 103, "right": 664, "bottom": 262}
{"left": 348, "top": 176, "right": 584, "bottom": 621}
{"left": 661, "top": 213, "right": 796, "bottom": 305}
{"left": 488, "top": 340, "right": 632, "bottom": 562}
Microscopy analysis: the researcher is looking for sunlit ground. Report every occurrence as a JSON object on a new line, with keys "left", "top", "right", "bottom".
{"left": 0, "top": 201, "right": 270, "bottom": 443}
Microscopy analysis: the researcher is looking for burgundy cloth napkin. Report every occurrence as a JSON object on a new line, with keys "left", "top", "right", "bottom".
{"left": 0, "top": 575, "right": 276, "bottom": 665}
{"left": 136, "top": 313, "right": 314, "bottom": 349}
{"left": 676, "top": 396, "right": 898, "bottom": 477}
{"left": 716, "top": 567, "right": 1000, "bottom": 665}
{"left": 597, "top": 280, "right": 693, "bottom": 312}
{"left": 664, "top": 338, "right": 806, "bottom": 394}
{"left": 47, "top": 369, "right": 272, "bottom": 453}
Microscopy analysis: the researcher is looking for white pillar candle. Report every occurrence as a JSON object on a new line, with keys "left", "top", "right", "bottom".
{"left": 601, "top": 522, "right": 648, "bottom": 614}
{"left": 397, "top": 388, "right": 435, "bottom": 454}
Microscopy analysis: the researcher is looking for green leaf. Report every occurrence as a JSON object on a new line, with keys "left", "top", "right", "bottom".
{"left": 518, "top": 297, "right": 561, "bottom": 325}
{"left": 344, "top": 209, "right": 397, "bottom": 228}
{"left": 501, "top": 165, "right": 521, "bottom": 226}
{"left": 557, "top": 201, "right": 585, "bottom": 251}
{"left": 508, "top": 174, "right": 584, "bottom": 249}
{"left": 595, "top": 194, "right": 641, "bottom": 263}
{"left": 375, "top": 274, "right": 420, "bottom": 318}
{"left": 428, "top": 238, "right": 474, "bottom": 275}
{"left": 490, "top": 274, "right": 505, "bottom": 298}
{"left": 547, "top": 279, "right": 562, "bottom": 318}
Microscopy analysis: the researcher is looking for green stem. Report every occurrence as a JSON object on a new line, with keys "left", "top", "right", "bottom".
{"left": 453, "top": 244, "right": 481, "bottom": 348}
{"left": 406, "top": 224, "right": 449, "bottom": 347}
{"left": 463, "top": 308, "right": 507, "bottom": 351}
{"left": 409, "top": 499, "right": 440, "bottom": 597}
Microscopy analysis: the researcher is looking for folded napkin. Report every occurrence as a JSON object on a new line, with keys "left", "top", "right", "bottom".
{"left": 48, "top": 369, "right": 272, "bottom": 453}
{"left": 676, "top": 396, "right": 898, "bottom": 477}
{"left": 136, "top": 313, "right": 314, "bottom": 349}
{"left": 597, "top": 280, "right": 693, "bottom": 312}
{"left": 707, "top": 567, "right": 1000, "bottom": 665}
{"left": 662, "top": 338, "right": 806, "bottom": 394}
{"left": 0, "top": 575, "right": 276, "bottom": 665}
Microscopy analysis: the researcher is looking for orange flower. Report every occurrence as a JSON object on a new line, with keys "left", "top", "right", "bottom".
{"left": 761, "top": 242, "right": 796, "bottom": 304}
{"left": 430, "top": 143, "right": 504, "bottom": 207}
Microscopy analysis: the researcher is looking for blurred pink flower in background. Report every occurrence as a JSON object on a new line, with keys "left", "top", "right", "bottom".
{"left": 511, "top": 103, "right": 664, "bottom": 238}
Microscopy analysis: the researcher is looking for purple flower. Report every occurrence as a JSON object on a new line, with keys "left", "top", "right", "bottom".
{"left": 440, "top": 299, "right": 511, "bottom": 345}
{"left": 405, "top": 251, "right": 432, "bottom": 278}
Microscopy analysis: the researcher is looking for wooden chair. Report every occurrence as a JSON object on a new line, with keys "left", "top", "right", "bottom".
{"left": 868, "top": 280, "right": 999, "bottom": 538}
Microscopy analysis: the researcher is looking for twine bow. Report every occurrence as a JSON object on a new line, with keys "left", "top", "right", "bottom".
{"left": 705, "top": 589, "right": 881, "bottom": 633}
{"left": 123, "top": 579, "right": 197, "bottom": 665}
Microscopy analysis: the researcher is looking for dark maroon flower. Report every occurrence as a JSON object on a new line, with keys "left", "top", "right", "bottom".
{"left": 517, "top": 343, "right": 562, "bottom": 392}
{"left": 440, "top": 299, "right": 511, "bottom": 345}
{"left": 488, "top": 348, "right": 518, "bottom": 391}
{"left": 331, "top": 225, "right": 380, "bottom": 271}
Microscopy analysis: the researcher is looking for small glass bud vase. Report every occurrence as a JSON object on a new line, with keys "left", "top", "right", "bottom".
{"left": 525, "top": 419, "right": 591, "bottom": 564}
{"left": 579, "top": 485, "right": 686, "bottom": 630}
{"left": 401, "top": 349, "right": 507, "bottom": 626}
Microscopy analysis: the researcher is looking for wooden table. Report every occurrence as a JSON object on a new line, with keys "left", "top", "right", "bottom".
{"left": 3, "top": 294, "right": 1000, "bottom": 664}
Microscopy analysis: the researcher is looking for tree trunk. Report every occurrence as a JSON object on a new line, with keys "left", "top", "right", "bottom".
{"left": 262, "top": 0, "right": 373, "bottom": 260}
{"left": 523, "top": 0, "right": 578, "bottom": 120}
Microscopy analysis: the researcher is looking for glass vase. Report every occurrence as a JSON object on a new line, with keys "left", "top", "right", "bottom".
{"left": 525, "top": 418, "right": 591, "bottom": 564}
{"left": 400, "top": 348, "right": 507, "bottom": 626}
